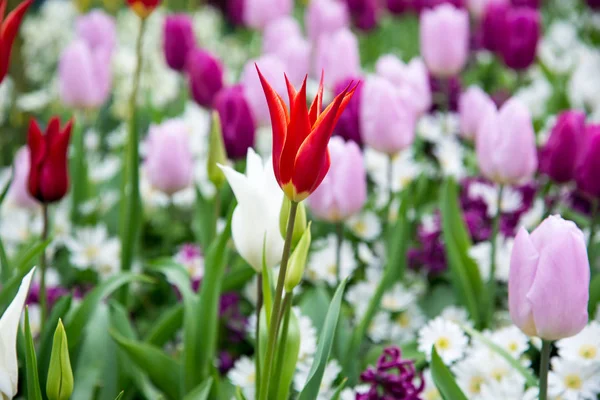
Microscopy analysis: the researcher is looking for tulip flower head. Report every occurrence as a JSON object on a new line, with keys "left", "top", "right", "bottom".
{"left": 256, "top": 66, "right": 358, "bottom": 202}
{"left": 0, "top": 267, "right": 36, "bottom": 400}
{"left": 27, "top": 117, "right": 73, "bottom": 204}
{"left": 0, "top": 0, "right": 33, "bottom": 83}
{"left": 126, "top": 0, "right": 161, "bottom": 19}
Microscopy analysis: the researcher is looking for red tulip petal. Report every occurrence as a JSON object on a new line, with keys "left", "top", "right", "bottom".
{"left": 0, "top": 0, "right": 32, "bottom": 81}
{"left": 308, "top": 71, "right": 324, "bottom": 127}
{"left": 45, "top": 116, "right": 61, "bottom": 148}
{"left": 41, "top": 118, "right": 72, "bottom": 202}
{"left": 27, "top": 118, "right": 45, "bottom": 199}
{"left": 313, "top": 81, "right": 358, "bottom": 130}
{"left": 285, "top": 73, "right": 297, "bottom": 106}
{"left": 0, "top": 1, "right": 7, "bottom": 27}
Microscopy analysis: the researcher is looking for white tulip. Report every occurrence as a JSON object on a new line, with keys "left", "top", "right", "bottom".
{"left": 0, "top": 268, "right": 36, "bottom": 400}
{"left": 219, "top": 149, "right": 284, "bottom": 271}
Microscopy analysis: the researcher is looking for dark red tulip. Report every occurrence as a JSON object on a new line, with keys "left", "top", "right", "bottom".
{"left": 0, "top": 0, "right": 33, "bottom": 83}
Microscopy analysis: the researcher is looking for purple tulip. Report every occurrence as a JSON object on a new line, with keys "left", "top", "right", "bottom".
{"left": 76, "top": 10, "right": 116, "bottom": 54}
{"left": 307, "top": 137, "right": 367, "bottom": 221}
{"left": 386, "top": 0, "right": 416, "bottom": 14}
{"left": 476, "top": 98, "right": 537, "bottom": 184}
{"left": 346, "top": 0, "right": 379, "bottom": 30}
{"left": 143, "top": 119, "right": 194, "bottom": 195}
{"left": 214, "top": 85, "right": 256, "bottom": 160}
{"left": 163, "top": 14, "right": 196, "bottom": 72}
{"left": 58, "top": 40, "right": 111, "bottom": 109}
{"left": 416, "top": 0, "right": 464, "bottom": 11}
{"left": 575, "top": 124, "right": 600, "bottom": 199}
{"left": 499, "top": 7, "right": 540, "bottom": 70}
{"left": 458, "top": 86, "right": 496, "bottom": 140}
{"left": 243, "top": 0, "right": 293, "bottom": 29}
{"left": 227, "top": 0, "right": 245, "bottom": 24}
{"left": 305, "top": 0, "right": 350, "bottom": 42}
{"left": 539, "top": 111, "right": 585, "bottom": 184}
{"left": 510, "top": 0, "right": 539, "bottom": 7}
{"left": 429, "top": 74, "right": 461, "bottom": 112}
{"left": 466, "top": 0, "right": 508, "bottom": 19}
{"left": 186, "top": 48, "right": 224, "bottom": 108}
{"left": 481, "top": 1, "right": 510, "bottom": 52}
{"left": 420, "top": 4, "right": 470, "bottom": 78}
{"left": 333, "top": 77, "right": 363, "bottom": 146}
{"left": 587, "top": 0, "right": 600, "bottom": 9}
{"left": 7, "top": 147, "right": 38, "bottom": 209}
{"left": 509, "top": 216, "right": 589, "bottom": 340}
{"left": 314, "top": 28, "right": 360, "bottom": 88}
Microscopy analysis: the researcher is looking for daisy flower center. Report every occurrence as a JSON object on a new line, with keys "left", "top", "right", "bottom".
{"left": 396, "top": 312, "right": 411, "bottom": 328}
{"left": 578, "top": 344, "right": 597, "bottom": 359}
{"left": 469, "top": 376, "right": 485, "bottom": 394}
{"left": 508, "top": 342, "right": 518, "bottom": 352}
{"left": 85, "top": 245, "right": 100, "bottom": 260}
{"left": 353, "top": 221, "right": 367, "bottom": 235}
{"left": 564, "top": 374, "right": 582, "bottom": 390}
{"left": 435, "top": 337, "right": 451, "bottom": 351}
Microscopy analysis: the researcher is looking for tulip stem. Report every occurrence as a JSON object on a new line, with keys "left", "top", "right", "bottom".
{"left": 258, "top": 201, "right": 298, "bottom": 400}
{"left": 539, "top": 340, "right": 552, "bottom": 400}
{"left": 487, "top": 184, "right": 504, "bottom": 327}
{"left": 39, "top": 204, "right": 49, "bottom": 331}
{"left": 335, "top": 223, "right": 344, "bottom": 284}
{"left": 255, "top": 272, "right": 262, "bottom": 399}
{"left": 588, "top": 199, "right": 598, "bottom": 265}
{"left": 386, "top": 154, "right": 394, "bottom": 225}
{"left": 270, "top": 293, "right": 292, "bottom": 399}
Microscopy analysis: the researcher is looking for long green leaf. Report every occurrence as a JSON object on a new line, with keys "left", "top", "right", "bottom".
{"left": 430, "top": 347, "right": 468, "bottom": 400}
{"left": 111, "top": 330, "right": 182, "bottom": 399}
{"left": 183, "top": 378, "right": 213, "bottom": 400}
{"left": 24, "top": 307, "right": 43, "bottom": 400}
{"left": 297, "top": 278, "right": 348, "bottom": 400}
{"left": 588, "top": 273, "right": 600, "bottom": 319}
{"left": 330, "top": 378, "right": 348, "bottom": 400}
{"left": 144, "top": 303, "right": 183, "bottom": 346}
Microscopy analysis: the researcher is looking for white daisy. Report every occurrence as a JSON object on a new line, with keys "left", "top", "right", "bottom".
{"left": 367, "top": 311, "right": 392, "bottom": 343}
{"left": 381, "top": 283, "right": 416, "bottom": 313}
{"left": 557, "top": 322, "right": 600, "bottom": 365}
{"left": 433, "top": 137, "right": 466, "bottom": 180}
{"left": 422, "top": 368, "right": 442, "bottom": 400}
{"left": 346, "top": 211, "right": 382, "bottom": 242}
{"left": 389, "top": 304, "right": 427, "bottom": 344}
{"left": 294, "top": 359, "right": 342, "bottom": 398}
{"left": 65, "top": 225, "right": 121, "bottom": 279}
{"left": 417, "top": 112, "right": 460, "bottom": 143}
{"left": 418, "top": 317, "right": 468, "bottom": 364}
{"left": 518, "top": 198, "right": 545, "bottom": 231}
{"left": 306, "top": 235, "right": 357, "bottom": 286}
{"left": 468, "top": 235, "right": 514, "bottom": 282}
{"left": 440, "top": 306, "right": 472, "bottom": 328}
{"left": 548, "top": 357, "right": 600, "bottom": 400}
{"left": 468, "top": 182, "right": 523, "bottom": 218}
{"left": 488, "top": 325, "right": 530, "bottom": 360}
{"left": 228, "top": 356, "right": 256, "bottom": 400}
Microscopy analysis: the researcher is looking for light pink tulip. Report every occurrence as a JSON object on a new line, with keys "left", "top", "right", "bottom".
{"left": 420, "top": 4, "right": 469, "bottom": 78}
{"left": 314, "top": 28, "right": 360, "bottom": 88}
{"left": 307, "top": 137, "right": 367, "bottom": 221}
{"left": 458, "top": 86, "right": 496, "bottom": 140}
{"left": 262, "top": 17, "right": 302, "bottom": 54}
{"left": 476, "top": 98, "right": 537, "bottom": 184}
{"left": 375, "top": 54, "right": 432, "bottom": 116}
{"left": 241, "top": 54, "right": 287, "bottom": 125}
{"left": 243, "top": 0, "right": 293, "bottom": 30}
{"left": 360, "top": 75, "right": 416, "bottom": 155}
{"left": 76, "top": 10, "right": 117, "bottom": 53}
{"left": 7, "top": 147, "right": 38, "bottom": 209}
{"left": 509, "top": 216, "right": 589, "bottom": 340}
{"left": 144, "top": 120, "right": 194, "bottom": 195}
{"left": 305, "top": 0, "right": 350, "bottom": 42}
{"left": 58, "top": 40, "right": 111, "bottom": 109}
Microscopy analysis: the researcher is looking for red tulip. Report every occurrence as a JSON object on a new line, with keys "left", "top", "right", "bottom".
{"left": 0, "top": 0, "right": 33, "bottom": 83}
{"left": 27, "top": 117, "right": 73, "bottom": 203}
{"left": 126, "top": 0, "right": 161, "bottom": 19}
{"left": 256, "top": 66, "right": 358, "bottom": 202}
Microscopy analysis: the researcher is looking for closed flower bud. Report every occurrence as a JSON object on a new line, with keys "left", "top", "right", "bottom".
{"left": 466, "top": 0, "right": 508, "bottom": 19}
{"left": 499, "top": 7, "right": 540, "bottom": 71}
{"left": 126, "top": 0, "right": 161, "bottom": 18}
{"left": 333, "top": 76, "right": 363, "bottom": 146}
{"left": 510, "top": 0, "right": 539, "bottom": 7}
{"left": 143, "top": 119, "right": 194, "bottom": 195}
{"left": 314, "top": 28, "right": 360, "bottom": 88}
{"left": 575, "top": 124, "right": 600, "bottom": 199}
{"left": 509, "top": 216, "right": 589, "bottom": 340}
{"left": 76, "top": 10, "right": 116, "bottom": 53}
{"left": 207, "top": 112, "right": 228, "bottom": 189}
{"left": 280, "top": 198, "right": 307, "bottom": 247}
{"left": 539, "top": 110, "right": 585, "bottom": 184}
{"left": 186, "top": 48, "right": 224, "bottom": 108}
{"left": 305, "top": 0, "right": 350, "bottom": 42}
{"left": 284, "top": 222, "right": 311, "bottom": 292}
{"left": 46, "top": 320, "right": 74, "bottom": 400}
{"left": 346, "top": 0, "right": 379, "bottom": 31}
{"left": 27, "top": 117, "right": 73, "bottom": 204}
{"left": 243, "top": 0, "right": 293, "bottom": 29}
{"left": 163, "top": 14, "right": 196, "bottom": 72}
{"left": 481, "top": 1, "right": 510, "bottom": 52}
{"left": 420, "top": 4, "right": 469, "bottom": 78}
{"left": 458, "top": 85, "right": 496, "bottom": 140}
{"left": 476, "top": 98, "right": 537, "bottom": 184}
{"left": 0, "top": 0, "right": 33, "bottom": 84}
{"left": 307, "top": 137, "right": 367, "bottom": 222}
{"left": 214, "top": 85, "right": 256, "bottom": 160}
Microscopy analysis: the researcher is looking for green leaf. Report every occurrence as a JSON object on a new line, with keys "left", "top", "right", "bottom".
{"left": 144, "top": 303, "right": 183, "bottom": 346}
{"left": 330, "top": 378, "right": 348, "bottom": 400}
{"left": 439, "top": 178, "right": 484, "bottom": 326}
{"left": 261, "top": 240, "right": 273, "bottom": 326}
{"left": 183, "top": 378, "right": 213, "bottom": 400}
{"left": 299, "top": 285, "right": 330, "bottom": 333}
{"left": 65, "top": 272, "right": 150, "bottom": 349}
{"left": 111, "top": 330, "right": 182, "bottom": 399}
{"left": 234, "top": 387, "right": 248, "bottom": 400}
{"left": 146, "top": 258, "right": 195, "bottom": 300}
{"left": 193, "top": 186, "right": 217, "bottom": 250}
{"left": 386, "top": 193, "right": 410, "bottom": 283}
{"left": 461, "top": 324, "right": 538, "bottom": 387}
{"left": 430, "top": 347, "right": 468, "bottom": 400}
{"left": 588, "top": 273, "right": 600, "bottom": 319}
{"left": 24, "top": 307, "right": 43, "bottom": 400}
{"left": 297, "top": 278, "right": 348, "bottom": 400}
{"left": 114, "top": 392, "right": 124, "bottom": 400}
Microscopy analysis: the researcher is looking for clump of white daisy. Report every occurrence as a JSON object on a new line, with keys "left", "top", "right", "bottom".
{"left": 548, "top": 357, "right": 600, "bottom": 400}
{"left": 418, "top": 317, "right": 468, "bottom": 364}
{"left": 556, "top": 321, "right": 600, "bottom": 365}
{"left": 228, "top": 356, "right": 256, "bottom": 400}
{"left": 293, "top": 359, "right": 342, "bottom": 399}
{"left": 65, "top": 225, "right": 121, "bottom": 280}
{"left": 468, "top": 235, "right": 514, "bottom": 282}
{"left": 306, "top": 234, "right": 357, "bottom": 286}
{"left": 346, "top": 211, "right": 382, "bottom": 242}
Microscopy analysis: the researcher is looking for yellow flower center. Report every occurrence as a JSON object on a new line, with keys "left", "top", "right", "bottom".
{"left": 579, "top": 345, "right": 597, "bottom": 360}
{"left": 508, "top": 342, "right": 519, "bottom": 353}
{"left": 85, "top": 245, "right": 99, "bottom": 260}
{"left": 468, "top": 376, "right": 485, "bottom": 394}
{"left": 564, "top": 374, "right": 582, "bottom": 390}
{"left": 353, "top": 221, "right": 367, "bottom": 235}
{"left": 396, "top": 312, "right": 410, "bottom": 328}
{"left": 435, "top": 337, "right": 450, "bottom": 351}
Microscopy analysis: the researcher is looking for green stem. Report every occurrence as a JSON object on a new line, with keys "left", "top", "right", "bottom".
{"left": 385, "top": 154, "right": 394, "bottom": 226}
{"left": 119, "top": 18, "right": 146, "bottom": 302}
{"left": 258, "top": 201, "right": 298, "bottom": 400}
{"left": 39, "top": 204, "right": 49, "bottom": 331}
{"left": 335, "top": 223, "right": 344, "bottom": 284}
{"left": 255, "top": 272, "right": 263, "bottom": 399}
{"left": 587, "top": 199, "right": 598, "bottom": 265}
{"left": 70, "top": 111, "right": 90, "bottom": 225}
{"left": 487, "top": 184, "right": 504, "bottom": 326}
{"left": 269, "top": 293, "right": 292, "bottom": 398}
{"left": 539, "top": 340, "right": 552, "bottom": 400}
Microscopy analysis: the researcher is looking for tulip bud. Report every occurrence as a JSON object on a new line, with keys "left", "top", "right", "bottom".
{"left": 575, "top": 124, "right": 600, "bottom": 199}
{"left": 284, "top": 223, "right": 311, "bottom": 293}
{"left": 214, "top": 85, "right": 256, "bottom": 161}
{"left": 262, "top": 17, "right": 302, "bottom": 54}
{"left": 186, "top": 48, "right": 224, "bottom": 108}
{"left": 420, "top": 4, "right": 469, "bottom": 78}
{"left": 386, "top": 0, "right": 415, "bottom": 15}
{"left": 539, "top": 111, "right": 585, "bottom": 184}
{"left": 163, "top": 15, "right": 196, "bottom": 72}
{"left": 305, "top": 0, "right": 350, "bottom": 42}
{"left": 509, "top": 216, "right": 589, "bottom": 340}
{"left": 0, "top": 0, "right": 33, "bottom": 84}
{"left": 499, "top": 7, "right": 540, "bottom": 71}
{"left": 314, "top": 28, "right": 360, "bottom": 88}
{"left": 481, "top": 1, "right": 510, "bottom": 52}
{"left": 46, "top": 320, "right": 74, "bottom": 400}
{"left": 511, "top": 0, "right": 539, "bottom": 7}
{"left": 126, "top": 0, "right": 161, "bottom": 19}
{"left": 333, "top": 77, "right": 363, "bottom": 146}
{"left": 587, "top": 0, "right": 600, "bottom": 9}
{"left": 76, "top": 10, "right": 117, "bottom": 54}
{"left": 207, "top": 112, "right": 227, "bottom": 189}
{"left": 280, "top": 198, "right": 307, "bottom": 247}
{"left": 466, "top": 0, "right": 508, "bottom": 19}
{"left": 346, "top": 0, "right": 379, "bottom": 31}
{"left": 458, "top": 86, "right": 496, "bottom": 140}
{"left": 243, "top": 0, "right": 293, "bottom": 29}
{"left": 476, "top": 98, "right": 537, "bottom": 185}
{"left": 27, "top": 117, "right": 73, "bottom": 204}
{"left": 226, "top": 0, "right": 245, "bottom": 25}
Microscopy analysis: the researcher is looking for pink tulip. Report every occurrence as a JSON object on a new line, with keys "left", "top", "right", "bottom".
{"left": 262, "top": 17, "right": 302, "bottom": 54}
{"left": 458, "top": 86, "right": 496, "bottom": 140}
{"left": 7, "top": 147, "right": 38, "bottom": 209}
{"left": 243, "top": 0, "right": 293, "bottom": 29}
{"left": 305, "top": 0, "right": 350, "bottom": 42}
{"left": 360, "top": 75, "right": 416, "bottom": 155}
{"left": 143, "top": 120, "right": 194, "bottom": 195}
{"left": 375, "top": 54, "right": 432, "bottom": 116}
{"left": 476, "top": 98, "right": 537, "bottom": 184}
{"left": 314, "top": 28, "right": 360, "bottom": 88}
{"left": 58, "top": 40, "right": 111, "bottom": 109}
{"left": 76, "top": 10, "right": 116, "bottom": 53}
{"left": 307, "top": 137, "right": 367, "bottom": 221}
{"left": 509, "top": 216, "right": 589, "bottom": 340}
{"left": 262, "top": 20, "right": 311, "bottom": 87}
{"left": 420, "top": 4, "right": 469, "bottom": 77}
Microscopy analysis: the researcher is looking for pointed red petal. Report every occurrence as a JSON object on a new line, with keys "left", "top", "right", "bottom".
{"left": 0, "top": 1, "right": 7, "bottom": 27}
{"left": 45, "top": 116, "right": 61, "bottom": 147}
{"left": 0, "top": 0, "right": 33, "bottom": 81}
{"left": 42, "top": 118, "right": 72, "bottom": 202}
{"left": 27, "top": 118, "right": 45, "bottom": 199}
{"left": 308, "top": 71, "right": 324, "bottom": 126}
{"left": 284, "top": 73, "right": 297, "bottom": 107}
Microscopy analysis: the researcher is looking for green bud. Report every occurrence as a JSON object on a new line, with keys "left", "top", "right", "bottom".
{"left": 207, "top": 111, "right": 227, "bottom": 189}
{"left": 279, "top": 198, "right": 307, "bottom": 247}
{"left": 46, "top": 319, "right": 74, "bottom": 400}
{"left": 284, "top": 222, "right": 311, "bottom": 293}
